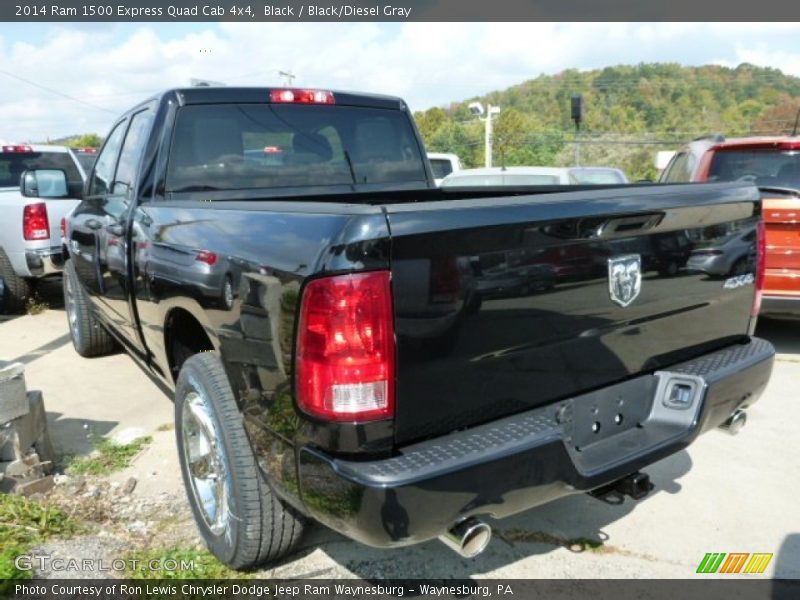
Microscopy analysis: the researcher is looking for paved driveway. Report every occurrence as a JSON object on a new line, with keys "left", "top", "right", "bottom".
{"left": 1, "top": 284, "right": 798, "bottom": 578}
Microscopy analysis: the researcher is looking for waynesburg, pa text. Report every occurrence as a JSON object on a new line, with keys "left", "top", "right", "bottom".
{"left": 14, "top": 583, "right": 512, "bottom": 598}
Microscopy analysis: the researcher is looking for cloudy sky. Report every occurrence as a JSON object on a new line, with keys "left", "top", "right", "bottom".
{"left": 1, "top": 22, "right": 800, "bottom": 142}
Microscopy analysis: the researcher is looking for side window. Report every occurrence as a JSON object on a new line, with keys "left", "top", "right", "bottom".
{"left": 113, "top": 109, "right": 154, "bottom": 196}
{"left": 662, "top": 152, "right": 691, "bottom": 183}
{"left": 89, "top": 121, "right": 127, "bottom": 196}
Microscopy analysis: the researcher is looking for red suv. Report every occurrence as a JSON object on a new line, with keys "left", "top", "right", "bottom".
{"left": 661, "top": 135, "right": 800, "bottom": 318}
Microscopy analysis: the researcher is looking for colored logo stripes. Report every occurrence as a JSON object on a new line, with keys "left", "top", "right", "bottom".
{"left": 696, "top": 552, "right": 773, "bottom": 574}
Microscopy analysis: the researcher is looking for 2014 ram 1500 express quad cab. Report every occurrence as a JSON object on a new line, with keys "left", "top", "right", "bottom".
{"left": 57, "top": 87, "right": 774, "bottom": 568}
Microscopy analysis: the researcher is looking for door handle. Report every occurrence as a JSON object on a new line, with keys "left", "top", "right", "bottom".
{"left": 86, "top": 218, "right": 103, "bottom": 230}
{"left": 107, "top": 223, "right": 124, "bottom": 236}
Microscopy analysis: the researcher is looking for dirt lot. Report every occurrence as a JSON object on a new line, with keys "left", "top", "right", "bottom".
{"left": 2, "top": 281, "right": 799, "bottom": 579}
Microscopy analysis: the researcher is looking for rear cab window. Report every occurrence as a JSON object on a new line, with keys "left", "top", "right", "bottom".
{"left": 709, "top": 149, "right": 800, "bottom": 188}
{"left": 165, "top": 103, "right": 428, "bottom": 194}
{"left": 0, "top": 149, "right": 82, "bottom": 191}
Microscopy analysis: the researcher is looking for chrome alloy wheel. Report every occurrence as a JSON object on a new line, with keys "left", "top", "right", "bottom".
{"left": 181, "top": 390, "right": 230, "bottom": 535}
{"left": 64, "top": 272, "right": 79, "bottom": 342}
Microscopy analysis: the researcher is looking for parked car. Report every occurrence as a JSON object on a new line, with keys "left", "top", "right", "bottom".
{"left": 441, "top": 166, "right": 569, "bottom": 186}
{"left": 687, "top": 229, "right": 757, "bottom": 277}
{"left": 62, "top": 86, "right": 773, "bottom": 569}
{"left": 442, "top": 166, "right": 628, "bottom": 187}
{"left": 427, "top": 152, "right": 462, "bottom": 185}
{"left": 568, "top": 166, "right": 629, "bottom": 184}
{"left": 70, "top": 147, "right": 98, "bottom": 173}
{"left": 660, "top": 134, "right": 800, "bottom": 317}
{"left": 0, "top": 144, "right": 85, "bottom": 312}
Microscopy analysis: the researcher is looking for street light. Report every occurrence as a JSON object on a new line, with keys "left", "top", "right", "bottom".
{"left": 469, "top": 101, "right": 501, "bottom": 168}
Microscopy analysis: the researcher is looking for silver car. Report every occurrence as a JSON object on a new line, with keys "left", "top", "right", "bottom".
{"left": 686, "top": 229, "right": 756, "bottom": 276}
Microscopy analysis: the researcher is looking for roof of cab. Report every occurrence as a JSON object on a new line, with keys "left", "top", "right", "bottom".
{"left": 1, "top": 144, "right": 72, "bottom": 153}
{"left": 711, "top": 136, "right": 800, "bottom": 151}
{"left": 150, "top": 86, "right": 407, "bottom": 111}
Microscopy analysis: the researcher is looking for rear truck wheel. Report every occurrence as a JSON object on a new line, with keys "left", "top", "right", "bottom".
{"left": 220, "top": 275, "right": 234, "bottom": 310}
{"left": 658, "top": 260, "right": 679, "bottom": 277}
{"left": 730, "top": 257, "right": 748, "bottom": 276}
{"left": 63, "top": 260, "right": 117, "bottom": 357}
{"left": 0, "top": 248, "right": 32, "bottom": 314}
{"left": 175, "top": 352, "right": 303, "bottom": 569}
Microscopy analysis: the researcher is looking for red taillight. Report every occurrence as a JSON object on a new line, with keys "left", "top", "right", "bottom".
{"left": 78, "top": 147, "right": 97, "bottom": 153}
{"left": 60, "top": 217, "right": 66, "bottom": 238}
{"left": 23, "top": 203, "right": 50, "bottom": 241}
{"left": 195, "top": 250, "right": 218, "bottom": 266}
{"left": 430, "top": 257, "right": 461, "bottom": 303}
{"left": 752, "top": 219, "right": 766, "bottom": 317}
{"left": 296, "top": 271, "right": 395, "bottom": 422}
{"left": 269, "top": 89, "right": 335, "bottom": 105}
{"left": 2, "top": 144, "right": 33, "bottom": 153}
{"left": 263, "top": 146, "right": 282, "bottom": 154}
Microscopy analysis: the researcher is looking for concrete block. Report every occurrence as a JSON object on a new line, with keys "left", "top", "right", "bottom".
{"left": 15, "top": 474, "right": 55, "bottom": 496}
{"left": 0, "top": 362, "right": 27, "bottom": 423}
{"left": 0, "top": 453, "right": 49, "bottom": 494}
{"left": 0, "top": 391, "right": 47, "bottom": 461}
{"left": 0, "top": 454, "right": 40, "bottom": 478}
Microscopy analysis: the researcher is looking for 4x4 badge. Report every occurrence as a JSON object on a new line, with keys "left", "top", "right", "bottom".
{"left": 608, "top": 254, "right": 642, "bottom": 307}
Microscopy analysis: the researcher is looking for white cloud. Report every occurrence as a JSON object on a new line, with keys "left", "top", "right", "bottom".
{"left": 2, "top": 22, "right": 800, "bottom": 141}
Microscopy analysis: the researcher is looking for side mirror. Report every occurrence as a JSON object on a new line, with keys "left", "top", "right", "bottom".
{"left": 21, "top": 169, "right": 69, "bottom": 198}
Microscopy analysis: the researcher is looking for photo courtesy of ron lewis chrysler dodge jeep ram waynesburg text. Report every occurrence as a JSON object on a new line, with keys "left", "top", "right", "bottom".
{"left": 50, "top": 86, "right": 773, "bottom": 568}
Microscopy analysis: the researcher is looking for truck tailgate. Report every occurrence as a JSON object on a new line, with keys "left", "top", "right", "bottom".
{"left": 386, "top": 183, "right": 760, "bottom": 445}
{"left": 762, "top": 192, "right": 800, "bottom": 298}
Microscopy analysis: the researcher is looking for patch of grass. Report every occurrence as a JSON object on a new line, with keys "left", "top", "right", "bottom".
{"left": 0, "top": 493, "right": 83, "bottom": 546}
{"left": 68, "top": 435, "right": 153, "bottom": 476}
{"left": 124, "top": 547, "right": 249, "bottom": 579}
{"left": 25, "top": 297, "right": 49, "bottom": 315}
{"left": 0, "top": 546, "right": 32, "bottom": 583}
{"left": 0, "top": 494, "right": 84, "bottom": 585}
{"left": 497, "top": 529, "right": 606, "bottom": 553}
{"left": 156, "top": 423, "right": 174, "bottom": 432}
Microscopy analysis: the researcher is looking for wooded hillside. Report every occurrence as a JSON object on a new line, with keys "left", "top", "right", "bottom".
{"left": 414, "top": 63, "right": 800, "bottom": 180}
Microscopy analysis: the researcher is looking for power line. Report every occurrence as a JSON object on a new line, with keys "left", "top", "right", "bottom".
{"left": 0, "top": 69, "right": 116, "bottom": 114}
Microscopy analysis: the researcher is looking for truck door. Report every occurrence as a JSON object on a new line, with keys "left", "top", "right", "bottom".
{"left": 70, "top": 119, "right": 127, "bottom": 298}
{"left": 73, "top": 108, "right": 154, "bottom": 355}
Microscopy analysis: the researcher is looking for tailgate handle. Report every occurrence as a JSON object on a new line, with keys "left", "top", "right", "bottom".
{"left": 593, "top": 213, "right": 663, "bottom": 238}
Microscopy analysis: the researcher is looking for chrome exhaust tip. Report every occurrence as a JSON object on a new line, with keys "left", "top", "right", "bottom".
{"left": 720, "top": 409, "right": 747, "bottom": 435}
{"left": 439, "top": 517, "right": 492, "bottom": 558}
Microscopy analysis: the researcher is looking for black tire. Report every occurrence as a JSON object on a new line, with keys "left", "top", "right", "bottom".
{"left": 0, "top": 248, "right": 32, "bottom": 314}
{"left": 175, "top": 352, "right": 303, "bottom": 569}
{"left": 63, "top": 260, "right": 117, "bottom": 357}
{"left": 730, "top": 257, "right": 748, "bottom": 277}
{"left": 658, "top": 261, "right": 679, "bottom": 277}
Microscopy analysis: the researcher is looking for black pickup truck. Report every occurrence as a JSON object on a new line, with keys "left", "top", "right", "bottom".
{"left": 55, "top": 87, "right": 774, "bottom": 568}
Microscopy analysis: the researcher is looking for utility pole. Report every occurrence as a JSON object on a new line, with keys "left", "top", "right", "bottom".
{"left": 484, "top": 111, "right": 493, "bottom": 168}
{"left": 279, "top": 70, "right": 296, "bottom": 86}
{"left": 469, "top": 101, "right": 501, "bottom": 168}
{"left": 571, "top": 94, "right": 583, "bottom": 167}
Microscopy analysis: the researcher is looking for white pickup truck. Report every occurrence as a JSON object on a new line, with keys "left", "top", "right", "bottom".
{"left": 0, "top": 144, "right": 86, "bottom": 313}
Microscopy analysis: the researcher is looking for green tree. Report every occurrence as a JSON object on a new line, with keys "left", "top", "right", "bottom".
{"left": 68, "top": 133, "right": 103, "bottom": 148}
{"left": 413, "top": 62, "right": 800, "bottom": 177}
